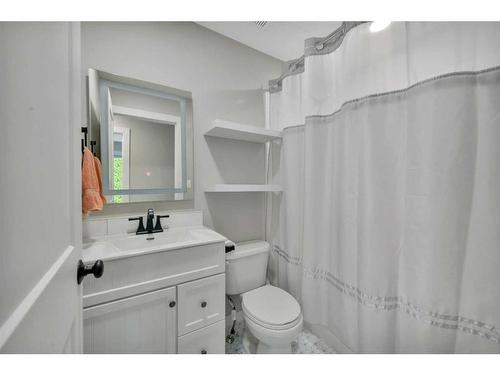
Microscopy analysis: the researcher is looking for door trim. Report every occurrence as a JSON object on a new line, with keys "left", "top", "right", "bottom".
{"left": 0, "top": 245, "right": 77, "bottom": 352}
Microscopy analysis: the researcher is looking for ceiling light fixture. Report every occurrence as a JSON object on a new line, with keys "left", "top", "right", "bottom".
{"left": 369, "top": 21, "right": 391, "bottom": 33}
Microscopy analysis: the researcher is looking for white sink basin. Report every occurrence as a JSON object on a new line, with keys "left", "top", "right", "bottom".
{"left": 110, "top": 230, "right": 200, "bottom": 251}
{"left": 82, "top": 225, "right": 227, "bottom": 263}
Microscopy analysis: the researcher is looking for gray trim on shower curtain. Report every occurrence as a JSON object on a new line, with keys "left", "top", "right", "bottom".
{"left": 273, "top": 246, "right": 500, "bottom": 344}
{"left": 281, "top": 64, "right": 500, "bottom": 132}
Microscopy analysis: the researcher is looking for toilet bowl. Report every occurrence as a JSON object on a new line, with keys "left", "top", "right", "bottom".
{"left": 242, "top": 285, "right": 303, "bottom": 353}
{"left": 225, "top": 240, "right": 303, "bottom": 354}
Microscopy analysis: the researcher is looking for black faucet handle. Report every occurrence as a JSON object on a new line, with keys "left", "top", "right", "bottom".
{"left": 129, "top": 216, "right": 146, "bottom": 235}
{"left": 154, "top": 214, "right": 170, "bottom": 232}
{"left": 147, "top": 208, "right": 155, "bottom": 217}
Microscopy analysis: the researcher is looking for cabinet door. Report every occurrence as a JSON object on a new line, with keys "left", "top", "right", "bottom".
{"left": 178, "top": 320, "right": 225, "bottom": 354}
{"left": 177, "top": 273, "right": 225, "bottom": 335}
{"left": 83, "top": 287, "right": 176, "bottom": 353}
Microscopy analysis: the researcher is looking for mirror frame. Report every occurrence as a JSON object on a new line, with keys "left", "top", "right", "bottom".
{"left": 87, "top": 69, "right": 194, "bottom": 202}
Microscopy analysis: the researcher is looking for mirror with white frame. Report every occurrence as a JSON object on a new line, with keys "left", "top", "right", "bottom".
{"left": 87, "top": 69, "right": 193, "bottom": 203}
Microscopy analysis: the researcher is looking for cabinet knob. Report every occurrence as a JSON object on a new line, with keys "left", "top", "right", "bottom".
{"left": 77, "top": 259, "right": 104, "bottom": 285}
{"left": 169, "top": 301, "right": 176, "bottom": 308}
{"left": 201, "top": 349, "right": 207, "bottom": 354}
{"left": 201, "top": 301, "right": 207, "bottom": 308}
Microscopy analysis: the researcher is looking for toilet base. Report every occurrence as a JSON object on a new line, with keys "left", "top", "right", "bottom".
{"left": 242, "top": 325, "right": 294, "bottom": 354}
{"left": 242, "top": 329, "right": 256, "bottom": 354}
{"left": 256, "top": 340, "right": 292, "bottom": 354}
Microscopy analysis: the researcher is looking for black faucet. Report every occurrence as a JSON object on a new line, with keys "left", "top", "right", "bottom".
{"left": 128, "top": 216, "right": 147, "bottom": 235}
{"left": 146, "top": 208, "right": 155, "bottom": 234}
{"left": 129, "top": 209, "right": 170, "bottom": 236}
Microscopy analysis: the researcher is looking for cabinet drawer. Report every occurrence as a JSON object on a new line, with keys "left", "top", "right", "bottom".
{"left": 177, "top": 273, "right": 225, "bottom": 335}
{"left": 177, "top": 320, "right": 225, "bottom": 354}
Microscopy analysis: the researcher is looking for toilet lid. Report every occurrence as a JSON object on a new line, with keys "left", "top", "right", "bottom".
{"left": 242, "top": 285, "right": 301, "bottom": 327}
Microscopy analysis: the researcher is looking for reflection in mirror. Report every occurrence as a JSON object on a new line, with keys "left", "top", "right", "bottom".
{"left": 87, "top": 69, "right": 193, "bottom": 203}
{"left": 108, "top": 88, "right": 181, "bottom": 202}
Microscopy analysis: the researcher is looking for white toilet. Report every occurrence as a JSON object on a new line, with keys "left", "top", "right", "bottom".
{"left": 225, "top": 240, "right": 303, "bottom": 354}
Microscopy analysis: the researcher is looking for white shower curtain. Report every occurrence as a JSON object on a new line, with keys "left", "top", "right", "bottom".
{"left": 268, "top": 22, "right": 500, "bottom": 353}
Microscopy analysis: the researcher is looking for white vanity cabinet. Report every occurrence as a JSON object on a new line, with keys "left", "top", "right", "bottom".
{"left": 83, "top": 287, "right": 177, "bottom": 354}
{"left": 82, "top": 240, "right": 226, "bottom": 354}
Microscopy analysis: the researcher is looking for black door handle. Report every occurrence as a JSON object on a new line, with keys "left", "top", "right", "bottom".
{"left": 77, "top": 259, "right": 104, "bottom": 285}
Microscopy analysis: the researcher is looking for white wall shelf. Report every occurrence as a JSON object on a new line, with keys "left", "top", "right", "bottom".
{"left": 205, "top": 120, "right": 282, "bottom": 143}
{"left": 205, "top": 184, "right": 282, "bottom": 193}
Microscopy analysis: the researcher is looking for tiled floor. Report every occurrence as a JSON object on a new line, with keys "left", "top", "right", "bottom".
{"left": 225, "top": 317, "right": 335, "bottom": 354}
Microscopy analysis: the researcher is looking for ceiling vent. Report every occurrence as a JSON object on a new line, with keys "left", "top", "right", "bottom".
{"left": 253, "top": 21, "right": 268, "bottom": 28}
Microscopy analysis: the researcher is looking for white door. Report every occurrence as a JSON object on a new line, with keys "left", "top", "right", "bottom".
{"left": 0, "top": 22, "right": 83, "bottom": 353}
{"left": 83, "top": 287, "right": 177, "bottom": 354}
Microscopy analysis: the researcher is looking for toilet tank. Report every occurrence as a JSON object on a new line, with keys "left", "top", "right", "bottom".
{"left": 225, "top": 240, "right": 270, "bottom": 295}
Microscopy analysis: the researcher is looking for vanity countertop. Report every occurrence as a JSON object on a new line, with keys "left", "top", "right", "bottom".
{"left": 82, "top": 225, "right": 227, "bottom": 263}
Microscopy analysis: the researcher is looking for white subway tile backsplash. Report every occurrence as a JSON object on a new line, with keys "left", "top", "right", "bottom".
{"left": 168, "top": 210, "right": 203, "bottom": 227}
{"left": 107, "top": 217, "right": 137, "bottom": 235}
{"left": 83, "top": 210, "right": 204, "bottom": 240}
{"left": 83, "top": 219, "right": 107, "bottom": 239}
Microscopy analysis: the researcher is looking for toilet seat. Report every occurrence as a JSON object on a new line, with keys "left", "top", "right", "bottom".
{"left": 242, "top": 285, "right": 302, "bottom": 330}
{"left": 243, "top": 305, "right": 302, "bottom": 331}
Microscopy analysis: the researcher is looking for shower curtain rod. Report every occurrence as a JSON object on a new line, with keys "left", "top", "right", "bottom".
{"left": 314, "top": 22, "right": 347, "bottom": 52}
{"left": 269, "top": 21, "right": 367, "bottom": 90}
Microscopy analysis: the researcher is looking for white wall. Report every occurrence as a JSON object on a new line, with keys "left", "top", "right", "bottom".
{"left": 82, "top": 22, "right": 282, "bottom": 242}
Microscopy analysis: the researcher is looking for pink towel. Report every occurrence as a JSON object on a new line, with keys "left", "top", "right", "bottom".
{"left": 82, "top": 147, "right": 105, "bottom": 214}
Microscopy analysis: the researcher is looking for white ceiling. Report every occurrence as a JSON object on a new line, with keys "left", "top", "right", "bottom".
{"left": 197, "top": 22, "right": 342, "bottom": 61}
